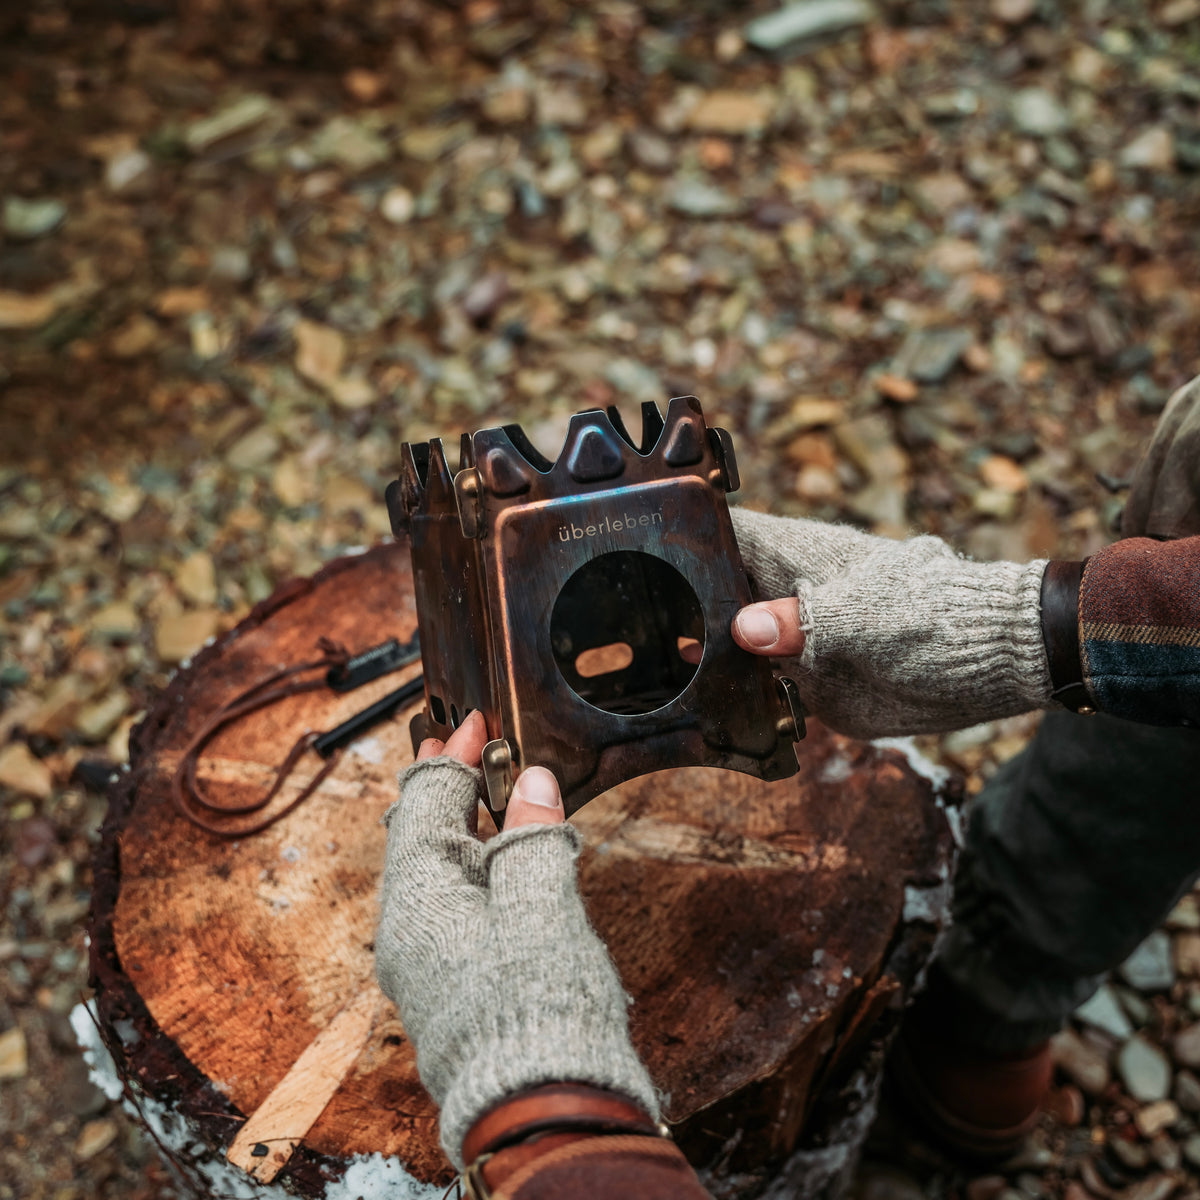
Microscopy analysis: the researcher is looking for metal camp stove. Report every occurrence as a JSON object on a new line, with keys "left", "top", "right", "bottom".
{"left": 386, "top": 396, "right": 805, "bottom": 824}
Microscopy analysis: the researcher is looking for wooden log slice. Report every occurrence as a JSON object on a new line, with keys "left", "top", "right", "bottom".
{"left": 88, "top": 542, "right": 957, "bottom": 1199}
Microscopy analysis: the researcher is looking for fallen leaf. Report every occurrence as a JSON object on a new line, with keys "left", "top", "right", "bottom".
{"left": 74, "top": 1118, "right": 119, "bottom": 1161}
{"left": 980, "top": 454, "right": 1029, "bottom": 493}
{"left": 155, "top": 611, "right": 221, "bottom": 665}
{"left": 874, "top": 373, "right": 918, "bottom": 402}
{"left": 294, "top": 319, "right": 346, "bottom": 386}
{"left": 0, "top": 1028, "right": 28, "bottom": 1080}
{"left": 0, "top": 290, "right": 59, "bottom": 330}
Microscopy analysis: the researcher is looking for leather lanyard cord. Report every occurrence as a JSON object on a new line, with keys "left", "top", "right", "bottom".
{"left": 172, "top": 638, "right": 352, "bottom": 840}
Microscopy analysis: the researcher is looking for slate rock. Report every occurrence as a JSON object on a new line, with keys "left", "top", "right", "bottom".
{"left": 1001, "top": 1132, "right": 1056, "bottom": 1171}
{"left": 155, "top": 610, "right": 221, "bottom": 665}
{"left": 893, "top": 328, "right": 973, "bottom": 383}
{"left": 74, "top": 690, "right": 131, "bottom": 743}
{"left": 1133, "top": 1099, "right": 1179, "bottom": 1138}
{"left": 1044, "top": 1084, "right": 1086, "bottom": 1126}
{"left": 1085, "top": 304, "right": 1125, "bottom": 361}
{"left": 1011, "top": 88, "right": 1070, "bottom": 136}
{"left": 14, "top": 816, "right": 58, "bottom": 868}
{"left": 1120, "top": 1176, "right": 1179, "bottom": 1200}
{"left": 1175, "top": 1070, "right": 1200, "bottom": 1112}
{"left": 176, "top": 551, "right": 217, "bottom": 607}
{"left": 1050, "top": 1028, "right": 1111, "bottom": 1096}
{"left": 1184, "top": 1133, "right": 1200, "bottom": 1169}
{"left": 60, "top": 1056, "right": 109, "bottom": 1118}
{"left": 1110, "top": 1136, "right": 1149, "bottom": 1170}
{"left": 294, "top": 319, "right": 347, "bottom": 387}
{"left": 1117, "top": 1035, "right": 1173, "bottom": 1104}
{"left": 605, "top": 357, "right": 663, "bottom": 404}
{"left": 0, "top": 743, "right": 53, "bottom": 800}
{"left": 990, "top": 0, "right": 1036, "bottom": 22}
{"left": 1043, "top": 315, "right": 1089, "bottom": 358}
{"left": 1173, "top": 1023, "right": 1200, "bottom": 1070}
{"left": 1117, "top": 985, "right": 1155, "bottom": 1027}
{"left": 184, "top": 93, "right": 275, "bottom": 152}
{"left": 629, "top": 131, "right": 673, "bottom": 171}
{"left": 380, "top": 187, "right": 415, "bottom": 224}
{"left": 3, "top": 197, "right": 67, "bottom": 240}
{"left": 1175, "top": 934, "right": 1200, "bottom": 978}
{"left": 89, "top": 601, "right": 140, "bottom": 640}
{"left": 744, "top": 0, "right": 875, "bottom": 52}
{"left": 74, "top": 1118, "right": 119, "bottom": 1162}
{"left": 1176, "top": 134, "right": 1200, "bottom": 170}
{"left": 1120, "top": 128, "right": 1175, "bottom": 171}
{"left": 667, "top": 179, "right": 745, "bottom": 217}
{"left": 687, "top": 91, "right": 775, "bottom": 136}
{"left": 460, "top": 273, "right": 510, "bottom": 322}
{"left": 1167, "top": 895, "right": 1200, "bottom": 932}
{"left": 105, "top": 148, "right": 152, "bottom": 194}
{"left": 309, "top": 116, "right": 390, "bottom": 171}
{"left": 227, "top": 425, "right": 280, "bottom": 471}
{"left": 0, "top": 1027, "right": 27, "bottom": 1079}
{"left": 1121, "top": 931, "right": 1176, "bottom": 993}
{"left": 1148, "top": 1134, "right": 1180, "bottom": 1172}
{"left": 1076, "top": 983, "right": 1135, "bottom": 1040}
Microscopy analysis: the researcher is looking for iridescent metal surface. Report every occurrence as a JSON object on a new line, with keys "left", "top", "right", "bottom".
{"left": 387, "top": 396, "right": 804, "bottom": 823}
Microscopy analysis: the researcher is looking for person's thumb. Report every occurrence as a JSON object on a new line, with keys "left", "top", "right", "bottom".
{"left": 504, "top": 765, "right": 566, "bottom": 830}
{"left": 732, "top": 599, "right": 806, "bottom": 657}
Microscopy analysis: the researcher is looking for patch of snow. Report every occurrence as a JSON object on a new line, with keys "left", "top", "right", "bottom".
{"left": 818, "top": 754, "right": 853, "bottom": 784}
{"left": 324, "top": 1154, "right": 443, "bottom": 1200}
{"left": 939, "top": 800, "right": 965, "bottom": 848}
{"left": 759, "top": 1064, "right": 882, "bottom": 1200}
{"left": 870, "top": 736, "right": 951, "bottom": 791}
{"left": 70, "top": 1002, "right": 124, "bottom": 1102}
{"left": 350, "top": 736, "right": 386, "bottom": 764}
{"left": 903, "top": 881, "right": 953, "bottom": 926}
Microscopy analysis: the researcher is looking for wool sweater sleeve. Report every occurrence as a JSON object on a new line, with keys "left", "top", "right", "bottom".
{"left": 1079, "top": 535, "right": 1200, "bottom": 727}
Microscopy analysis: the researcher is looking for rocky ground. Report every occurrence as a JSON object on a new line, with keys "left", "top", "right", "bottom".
{"left": 1, "top": 0, "right": 1199, "bottom": 1197}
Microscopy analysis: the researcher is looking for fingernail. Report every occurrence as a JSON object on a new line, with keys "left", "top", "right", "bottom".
{"left": 735, "top": 606, "right": 780, "bottom": 649}
{"left": 511, "top": 766, "right": 561, "bottom": 808}
{"left": 416, "top": 738, "right": 444, "bottom": 761}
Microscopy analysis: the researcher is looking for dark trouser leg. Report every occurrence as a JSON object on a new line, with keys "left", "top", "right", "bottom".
{"left": 929, "top": 709, "right": 1200, "bottom": 1055}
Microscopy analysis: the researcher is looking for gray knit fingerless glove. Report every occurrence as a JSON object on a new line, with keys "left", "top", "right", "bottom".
{"left": 375, "top": 756, "right": 659, "bottom": 1167}
{"left": 731, "top": 508, "right": 1052, "bottom": 738}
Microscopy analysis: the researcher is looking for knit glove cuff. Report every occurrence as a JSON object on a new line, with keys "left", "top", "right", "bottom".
{"left": 731, "top": 508, "right": 1052, "bottom": 737}
{"left": 376, "top": 757, "right": 658, "bottom": 1168}
{"left": 799, "top": 539, "right": 1050, "bottom": 737}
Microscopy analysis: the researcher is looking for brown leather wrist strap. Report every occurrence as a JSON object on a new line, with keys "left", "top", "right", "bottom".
{"left": 1040, "top": 559, "right": 1095, "bottom": 715}
{"left": 471, "top": 1134, "right": 706, "bottom": 1200}
{"left": 461, "top": 1084, "right": 667, "bottom": 1199}
{"left": 462, "top": 1083, "right": 663, "bottom": 1162}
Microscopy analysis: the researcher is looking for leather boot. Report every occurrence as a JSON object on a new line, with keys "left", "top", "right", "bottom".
{"left": 889, "top": 1018, "right": 1052, "bottom": 1158}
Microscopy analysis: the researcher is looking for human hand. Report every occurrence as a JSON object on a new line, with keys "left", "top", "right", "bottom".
{"left": 1123, "top": 375, "right": 1200, "bottom": 540}
{"left": 375, "top": 710, "right": 658, "bottom": 1167}
{"left": 728, "top": 508, "right": 1052, "bottom": 738}
{"left": 414, "top": 709, "right": 565, "bottom": 832}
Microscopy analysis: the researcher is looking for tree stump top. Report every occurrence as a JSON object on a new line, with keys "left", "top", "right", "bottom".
{"left": 89, "top": 542, "right": 955, "bottom": 1197}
